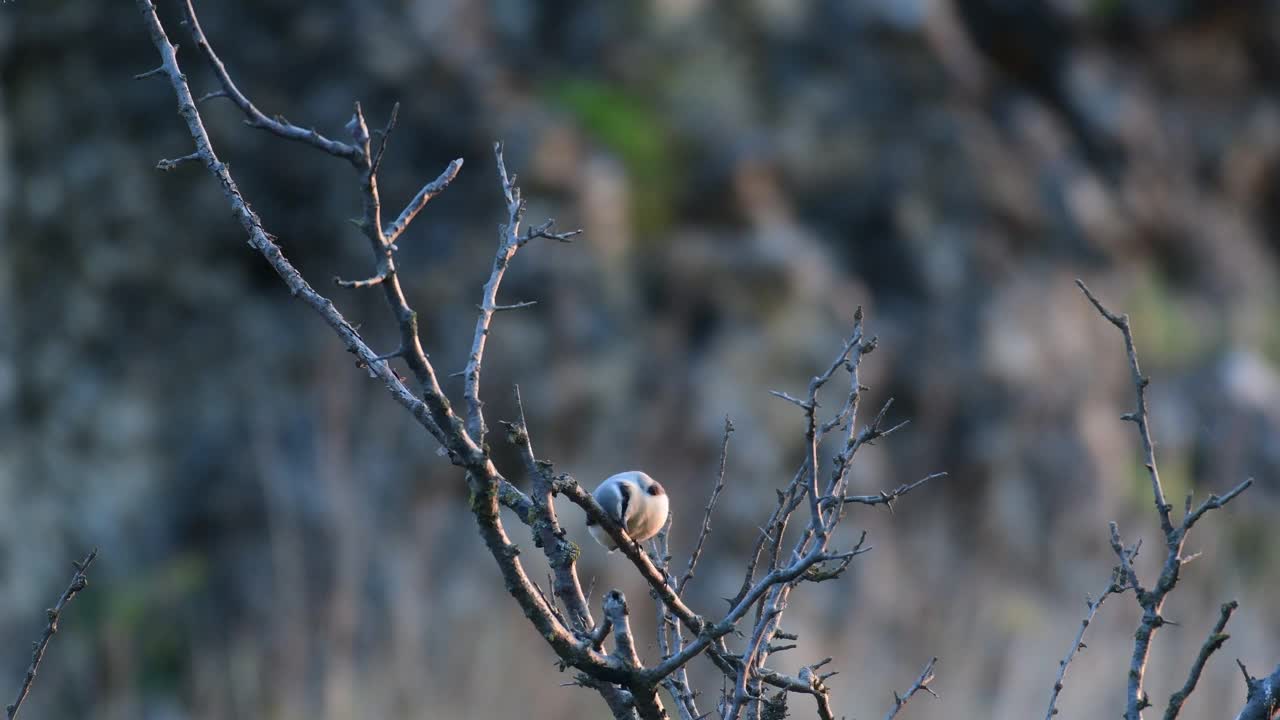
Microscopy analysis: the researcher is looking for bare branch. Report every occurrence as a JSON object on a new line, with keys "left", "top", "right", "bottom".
{"left": 882, "top": 657, "right": 939, "bottom": 720}
{"left": 520, "top": 218, "right": 583, "bottom": 246}
{"left": 768, "top": 390, "right": 811, "bottom": 410}
{"left": 489, "top": 301, "right": 538, "bottom": 312}
{"left": 462, "top": 143, "right": 564, "bottom": 441}
{"left": 383, "top": 158, "right": 464, "bottom": 245}
{"left": 1182, "top": 479, "right": 1253, "bottom": 534}
{"left": 1107, "top": 523, "right": 1144, "bottom": 595}
{"left": 800, "top": 666, "right": 838, "bottom": 720}
{"left": 195, "top": 89, "right": 226, "bottom": 104}
{"left": 1076, "top": 279, "right": 1255, "bottom": 720}
{"left": 678, "top": 416, "right": 734, "bottom": 594}
{"left": 1233, "top": 663, "right": 1280, "bottom": 720}
{"left": 155, "top": 151, "right": 201, "bottom": 171}
{"left": 604, "top": 592, "right": 668, "bottom": 720}
{"left": 730, "top": 466, "right": 804, "bottom": 608}
{"left": 1075, "top": 279, "right": 1173, "bottom": 535}
{"left": 134, "top": 10, "right": 648, "bottom": 703}
{"left": 333, "top": 270, "right": 388, "bottom": 289}
{"left": 1045, "top": 581, "right": 1124, "bottom": 720}
{"left": 133, "top": 64, "right": 167, "bottom": 80}
{"left": 839, "top": 472, "right": 946, "bottom": 512}
{"left": 138, "top": 2, "right": 435, "bottom": 436}
{"left": 573, "top": 675, "right": 638, "bottom": 720}
{"left": 604, "top": 590, "right": 643, "bottom": 668}
{"left": 135, "top": 0, "right": 512, "bottom": 487}
{"left": 1164, "top": 601, "right": 1236, "bottom": 720}
{"left": 6, "top": 550, "right": 98, "bottom": 720}
{"left": 369, "top": 101, "right": 399, "bottom": 179}
{"left": 505, "top": 387, "right": 595, "bottom": 632}
{"left": 652, "top": 521, "right": 702, "bottom": 720}
{"left": 180, "top": 0, "right": 359, "bottom": 160}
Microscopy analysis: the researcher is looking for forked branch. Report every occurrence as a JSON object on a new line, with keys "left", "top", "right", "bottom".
{"left": 1075, "top": 279, "right": 1254, "bottom": 720}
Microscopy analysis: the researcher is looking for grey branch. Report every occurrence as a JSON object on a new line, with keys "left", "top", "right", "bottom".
{"left": 462, "top": 143, "right": 547, "bottom": 441}
{"left": 604, "top": 591, "right": 643, "bottom": 669}
{"left": 506, "top": 388, "right": 596, "bottom": 633}
{"left": 139, "top": 3, "right": 642, "bottom": 714}
{"left": 652, "top": 520, "right": 701, "bottom": 720}
{"left": 604, "top": 592, "right": 668, "bottom": 720}
{"left": 155, "top": 151, "right": 201, "bottom": 171}
{"left": 678, "top": 416, "right": 733, "bottom": 594}
{"left": 195, "top": 89, "right": 226, "bottom": 104}
{"left": 1075, "top": 279, "right": 1173, "bottom": 535}
{"left": 333, "top": 269, "right": 389, "bottom": 289}
{"left": 883, "top": 657, "right": 939, "bottom": 720}
{"left": 839, "top": 471, "right": 947, "bottom": 512}
{"left": 1045, "top": 575, "right": 1127, "bottom": 720}
{"left": 180, "top": 0, "right": 359, "bottom": 160}
{"left": 383, "top": 159, "right": 464, "bottom": 245}
{"left": 1164, "top": 601, "right": 1236, "bottom": 720}
{"left": 1233, "top": 662, "right": 1280, "bottom": 720}
{"left": 1076, "top": 279, "right": 1254, "bottom": 720}
{"left": 6, "top": 550, "right": 98, "bottom": 720}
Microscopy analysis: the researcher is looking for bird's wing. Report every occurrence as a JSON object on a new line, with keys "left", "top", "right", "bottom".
{"left": 613, "top": 481, "right": 632, "bottom": 527}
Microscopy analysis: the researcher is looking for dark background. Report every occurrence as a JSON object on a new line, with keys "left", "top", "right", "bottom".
{"left": 2, "top": 1, "right": 1279, "bottom": 718}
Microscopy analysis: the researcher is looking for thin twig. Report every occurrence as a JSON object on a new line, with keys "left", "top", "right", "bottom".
{"left": 181, "top": 0, "right": 359, "bottom": 160}
{"left": 382, "top": 159, "right": 464, "bottom": 244}
{"left": 883, "top": 657, "right": 939, "bottom": 720}
{"left": 6, "top": 550, "right": 98, "bottom": 720}
{"left": 155, "top": 151, "right": 201, "bottom": 171}
{"left": 1075, "top": 279, "right": 1172, "bottom": 535}
{"left": 461, "top": 143, "right": 570, "bottom": 441}
{"left": 1182, "top": 480, "right": 1254, "bottom": 534}
{"left": 1045, "top": 578, "right": 1125, "bottom": 720}
{"left": 678, "top": 416, "right": 734, "bottom": 593}
{"left": 839, "top": 472, "right": 946, "bottom": 513}
{"left": 333, "top": 269, "right": 389, "bottom": 289}
{"left": 369, "top": 101, "right": 399, "bottom": 178}
{"left": 1164, "top": 601, "right": 1237, "bottom": 720}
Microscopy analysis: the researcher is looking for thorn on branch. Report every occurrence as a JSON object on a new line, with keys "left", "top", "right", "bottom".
{"left": 768, "top": 390, "right": 812, "bottom": 410}
{"left": 1182, "top": 478, "right": 1253, "bottom": 533}
{"left": 333, "top": 269, "right": 390, "bottom": 289}
{"left": 195, "top": 89, "right": 227, "bottom": 104}
{"left": 155, "top": 152, "right": 202, "bottom": 171}
{"left": 482, "top": 301, "right": 538, "bottom": 312}
{"left": 519, "top": 218, "right": 583, "bottom": 247}
{"left": 370, "top": 101, "right": 399, "bottom": 178}
{"left": 838, "top": 472, "right": 945, "bottom": 511}
{"left": 133, "top": 65, "right": 167, "bottom": 81}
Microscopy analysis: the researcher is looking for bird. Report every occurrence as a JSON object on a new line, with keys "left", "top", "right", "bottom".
{"left": 586, "top": 471, "right": 669, "bottom": 551}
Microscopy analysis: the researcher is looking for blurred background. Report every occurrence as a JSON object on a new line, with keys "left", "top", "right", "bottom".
{"left": 3, "top": 0, "right": 1280, "bottom": 718}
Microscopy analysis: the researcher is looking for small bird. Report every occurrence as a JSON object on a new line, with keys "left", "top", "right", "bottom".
{"left": 586, "top": 471, "right": 669, "bottom": 551}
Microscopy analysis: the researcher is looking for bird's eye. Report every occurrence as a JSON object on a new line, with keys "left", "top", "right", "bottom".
{"left": 647, "top": 483, "right": 665, "bottom": 496}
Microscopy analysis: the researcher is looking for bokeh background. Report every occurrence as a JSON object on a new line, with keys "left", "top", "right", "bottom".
{"left": 3, "top": 1, "right": 1280, "bottom": 718}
